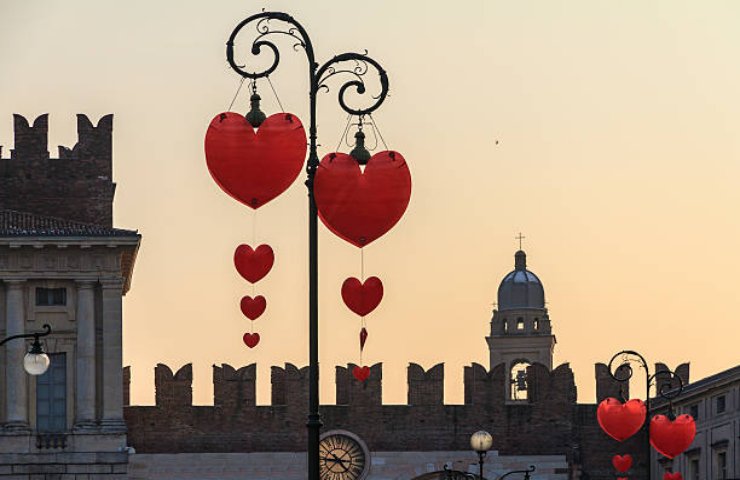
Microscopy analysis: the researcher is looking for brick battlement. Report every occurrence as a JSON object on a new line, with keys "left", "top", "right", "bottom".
{"left": 0, "top": 114, "right": 115, "bottom": 226}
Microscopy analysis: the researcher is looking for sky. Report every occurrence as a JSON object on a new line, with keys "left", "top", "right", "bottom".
{"left": 1, "top": 0, "right": 739, "bottom": 407}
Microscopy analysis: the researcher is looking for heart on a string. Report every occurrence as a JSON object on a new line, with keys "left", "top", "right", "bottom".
{"left": 612, "top": 455, "right": 633, "bottom": 473}
{"left": 243, "top": 332, "right": 260, "bottom": 348}
{"left": 234, "top": 244, "right": 274, "bottom": 283}
{"left": 240, "top": 295, "right": 266, "bottom": 320}
{"left": 353, "top": 365, "right": 370, "bottom": 382}
{"left": 597, "top": 398, "right": 646, "bottom": 442}
{"left": 342, "top": 277, "right": 383, "bottom": 317}
{"left": 360, "top": 327, "right": 368, "bottom": 351}
{"left": 650, "top": 414, "right": 696, "bottom": 459}
{"left": 314, "top": 151, "right": 411, "bottom": 247}
{"left": 664, "top": 473, "right": 683, "bottom": 480}
{"left": 618, "top": 478, "right": 628, "bottom": 480}
{"left": 205, "top": 112, "right": 307, "bottom": 209}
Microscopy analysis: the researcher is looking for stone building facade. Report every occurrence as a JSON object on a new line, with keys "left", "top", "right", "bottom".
{"left": 0, "top": 115, "right": 141, "bottom": 478}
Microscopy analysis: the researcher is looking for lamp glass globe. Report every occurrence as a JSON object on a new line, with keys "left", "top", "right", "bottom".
{"left": 24, "top": 352, "right": 50, "bottom": 376}
{"left": 470, "top": 430, "right": 493, "bottom": 452}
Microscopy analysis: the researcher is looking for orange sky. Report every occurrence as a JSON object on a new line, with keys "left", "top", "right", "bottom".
{"left": 1, "top": 0, "right": 739, "bottom": 406}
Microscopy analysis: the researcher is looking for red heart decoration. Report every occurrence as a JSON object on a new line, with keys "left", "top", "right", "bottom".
{"left": 205, "top": 112, "right": 306, "bottom": 209}
{"left": 243, "top": 332, "right": 260, "bottom": 348}
{"left": 612, "top": 455, "right": 633, "bottom": 473}
{"left": 664, "top": 473, "right": 683, "bottom": 480}
{"left": 360, "top": 327, "right": 368, "bottom": 351}
{"left": 240, "top": 295, "right": 266, "bottom": 320}
{"left": 341, "top": 277, "right": 383, "bottom": 317}
{"left": 234, "top": 244, "right": 274, "bottom": 283}
{"left": 597, "top": 398, "right": 646, "bottom": 441}
{"left": 353, "top": 365, "right": 370, "bottom": 382}
{"left": 650, "top": 414, "right": 696, "bottom": 459}
{"left": 618, "top": 478, "right": 628, "bottom": 480}
{"left": 314, "top": 151, "right": 411, "bottom": 247}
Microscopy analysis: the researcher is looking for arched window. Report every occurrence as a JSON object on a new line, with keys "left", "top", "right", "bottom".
{"left": 503, "top": 318, "right": 508, "bottom": 333}
{"left": 533, "top": 318, "right": 539, "bottom": 330}
{"left": 516, "top": 317, "right": 524, "bottom": 331}
{"left": 510, "top": 361, "right": 531, "bottom": 400}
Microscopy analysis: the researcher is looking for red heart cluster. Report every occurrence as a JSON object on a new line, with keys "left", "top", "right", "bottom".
{"left": 612, "top": 454, "right": 632, "bottom": 473}
{"left": 597, "top": 398, "right": 646, "bottom": 441}
{"left": 233, "top": 243, "right": 275, "bottom": 348}
{"left": 650, "top": 414, "right": 696, "bottom": 459}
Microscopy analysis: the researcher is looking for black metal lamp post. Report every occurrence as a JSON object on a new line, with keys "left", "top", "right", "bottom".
{"left": 470, "top": 430, "right": 494, "bottom": 479}
{"left": 606, "top": 350, "right": 686, "bottom": 480}
{"left": 0, "top": 324, "right": 52, "bottom": 376}
{"left": 224, "top": 12, "right": 390, "bottom": 480}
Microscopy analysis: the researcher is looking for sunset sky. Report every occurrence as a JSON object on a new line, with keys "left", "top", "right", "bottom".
{"left": 1, "top": 0, "right": 739, "bottom": 407}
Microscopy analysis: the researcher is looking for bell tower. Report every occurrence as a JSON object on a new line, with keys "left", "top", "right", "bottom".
{"left": 486, "top": 250, "right": 556, "bottom": 400}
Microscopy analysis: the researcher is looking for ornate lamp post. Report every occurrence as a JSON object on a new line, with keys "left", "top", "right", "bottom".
{"left": 470, "top": 430, "right": 494, "bottom": 479}
{"left": 1, "top": 324, "right": 52, "bottom": 376}
{"left": 224, "top": 12, "right": 390, "bottom": 480}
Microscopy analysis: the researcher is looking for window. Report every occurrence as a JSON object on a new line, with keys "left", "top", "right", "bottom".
{"left": 503, "top": 319, "right": 508, "bottom": 333}
{"left": 716, "top": 395, "right": 726, "bottom": 414}
{"left": 516, "top": 318, "right": 524, "bottom": 330}
{"left": 687, "top": 454, "right": 700, "bottom": 480}
{"left": 533, "top": 318, "right": 539, "bottom": 330}
{"left": 36, "top": 353, "right": 66, "bottom": 432}
{"left": 35, "top": 288, "right": 66, "bottom": 306}
{"left": 715, "top": 450, "right": 727, "bottom": 480}
{"left": 509, "top": 361, "right": 531, "bottom": 401}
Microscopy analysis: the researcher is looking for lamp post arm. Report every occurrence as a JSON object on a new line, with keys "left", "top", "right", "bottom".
{"left": 0, "top": 324, "right": 51, "bottom": 347}
{"left": 497, "top": 465, "right": 536, "bottom": 480}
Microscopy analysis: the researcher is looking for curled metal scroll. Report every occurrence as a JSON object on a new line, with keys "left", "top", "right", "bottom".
{"left": 316, "top": 52, "right": 389, "bottom": 116}
{"left": 607, "top": 350, "right": 684, "bottom": 402}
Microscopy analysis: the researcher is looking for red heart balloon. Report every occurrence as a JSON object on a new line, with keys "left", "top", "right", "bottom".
{"left": 353, "top": 365, "right": 370, "bottom": 382}
{"left": 650, "top": 414, "right": 696, "bottom": 459}
{"left": 205, "top": 112, "right": 306, "bottom": 209}
{"left": 597, "top": 398, "right": 646, "bottom": 441}
{"left": 234, "top": 244, "right": 274, "bottom": 283}
{"left": 314, "top": 151, "right": 411, "bottom": 247}
{"left": 612, "top": 455, "right": 633, "bottom": 473}
{"left": 341, "top": 277, "right": 383, "bottom": 317}
{"left": 240, "top": 295, "right": 266, "bottom": 320}
{"left": 243, "top": 332, "right": 260, "bottom": 348}
{"left": 664, "top": 473, "right": 683, "bottom": 480}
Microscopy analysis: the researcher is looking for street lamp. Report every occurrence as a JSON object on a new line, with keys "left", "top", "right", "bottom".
{"left": 1, "top": 324, "right": 52, "bottom": 376}
{"left": 470, "top": 430, "right": 493, "bottom": 479}
{"left": 224, "top": 12, "right": 390, "bottom": 480}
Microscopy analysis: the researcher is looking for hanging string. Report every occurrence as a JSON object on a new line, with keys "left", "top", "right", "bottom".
{"left": 227, "top": 77, "right": 247, "bottom": 112}
{"left": 335, "top": 114, "right": 353, "bottom": 153}
{"left": 368, "top": 113, "right": 390, "bottom": 150}
{"left": 360, "top": 248, "right": 365, "bottom": 282}
{"left": 266, "top": 75, "right": 285, "bottom": 113}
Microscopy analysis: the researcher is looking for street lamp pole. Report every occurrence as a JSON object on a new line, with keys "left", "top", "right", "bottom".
{"left": 0, "top": 323, "right": 52, "bottom": 376}
{"left": 225, "top": 12, "right": 390, "bottom": 480}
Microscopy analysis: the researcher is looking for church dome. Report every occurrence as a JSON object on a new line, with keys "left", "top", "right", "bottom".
{"left": 497, "top": 250, "right": 545, "bottom": 310}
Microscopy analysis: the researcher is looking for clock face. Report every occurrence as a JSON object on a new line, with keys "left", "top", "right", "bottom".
{"left": 319, "top": 430, "right": 370, "bottom": 480}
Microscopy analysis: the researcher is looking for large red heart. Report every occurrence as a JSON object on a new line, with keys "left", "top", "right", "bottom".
{"left": 243, "top": 332, "right": 260, "bottom": 348}
{"left": 597, "top": 398, "right": 646, "bottom": 441}
{"left": 234, "top": 244, "right": 274, "bottom": 283}
{"left": 240, "top": 295, "right": 266, "bottom": 320}
{"left": 205, "top": 112, "right": 306, "bottom": 209}
{"left": 664, "top": 473, "right": 683, "bottom": 480}
{"left": 650, "top": 414, "right": 696, "bottom": 459}
{"left": 341, "top": 277, "right": 383, "bottom": 316}
{"left": 353, "top": 365, "right": 370, "bottom": 382}
{"left": 612, "top": 455, "right": 632, "bottom": 473}
{"left": 314, "top": 151, "right": 411, "bottom": 247}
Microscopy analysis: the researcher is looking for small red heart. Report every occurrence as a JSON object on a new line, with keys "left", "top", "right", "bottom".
{"left": 341, "top": 277, "right": 383, "bottom": 317}
{"left": 314, "top": 151, "right": 412, "bottom": 247}
{"left": 664, "top": 473, "right": 683, "bottom": 480}
{"left": 359, "top": 328, "right": 368, "bottom": 351}
{"left": 352, "top": 365, "right": 370, "bottom": 382}
{"left": 234, "top": 244, "right": 274, "bottom": 283}
{"left": 205, "top": 112, "right": 307, "bottom": 209}
{"left": 612, "top": 455, "right": 633, "bottom": 473}
{"left": 240, "top": 295, "right": 266, "bottom": 320}
{"left": 597, "top": 398, "right": 646, "bottom": 442}
{"left": 618, "top": 477, "right": 628, "bottom": 480}
{"left": 243, "top": 332, "right": 260, "bottom": 348}
{"left": 650, "top": 415, "right": 696, "bottom": 459}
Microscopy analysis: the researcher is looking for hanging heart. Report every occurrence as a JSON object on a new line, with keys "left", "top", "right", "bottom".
{"left": 597, "top": 398, "right": 646, "bottom": 442}
{"left": 618, "top": 478, "right": 628, "bottom": 480}
{"left": 612, "top": 455, "right": 633, "bottom": 473}
{"left": 664, "top": 473, "right": 683, "bottom": 480}
{"left": 360, "top": 327, "right": 368, "bottom": 351}
{"left": 352, "top": 365, "right": 370, "bottom": 382}
{"left": 234, "top": 244, "right": 274, "bottom": 283}
{"left": 243, "top": 332, "right": 260, "bottom": 348}
{"left": 650, "top": 414, "right": 696, "bottom": 459}
{"left": 205, "top": 112, "right": 307, "bottom": 209}
{"left": 240, "top": 295, "right": 266, "bottom": 320}
{"left": 314, "top": 151, "right": 412, "bottom": 247}
{"left": 341, "top": 277, "right": 384, "bottom": 317}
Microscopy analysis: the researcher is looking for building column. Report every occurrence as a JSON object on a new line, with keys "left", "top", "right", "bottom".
{"left": 74, "top": 280, "right": 96, "bottom": 428}
{"left": 100, "top": 278, "right": 125, "bottom": 431}
{"left": 4, "top": 280, "right": 28, "bottom": 429}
